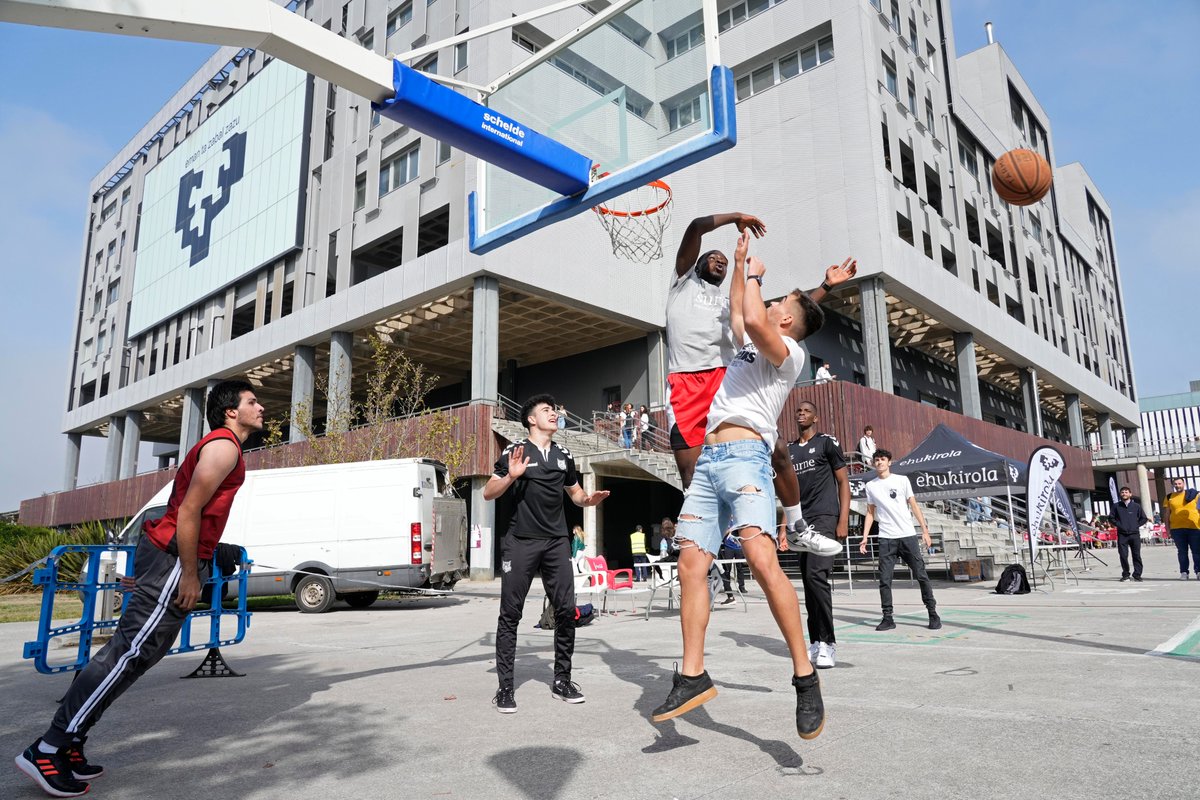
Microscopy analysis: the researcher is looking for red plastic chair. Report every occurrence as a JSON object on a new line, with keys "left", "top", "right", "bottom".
{"left": 586, "top": 556, "right": 647, "bottom": 613}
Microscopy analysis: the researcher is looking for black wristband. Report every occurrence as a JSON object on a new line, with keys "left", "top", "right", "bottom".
{"left": 748, "top": 274, "right": 764, "bottom": 285}
{"left": 820, "top": 281, "right": 833, "bottom": 292}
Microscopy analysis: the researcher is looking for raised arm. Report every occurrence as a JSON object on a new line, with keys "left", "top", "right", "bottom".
{"left": 729, "top": 230, "right": 749, "bottom": 344}
{"left": 742, "top": 256, "right": 790, "bottom": 367}
{"left": 675, "top": 213, "right": 766, "bottom": 277}
{"left": 807, "top": 257, "right": 858, "bottom": 304}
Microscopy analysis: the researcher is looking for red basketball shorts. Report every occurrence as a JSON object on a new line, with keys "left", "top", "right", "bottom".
{"left": 667, "top": 368, "right": 727, "bottom": 450}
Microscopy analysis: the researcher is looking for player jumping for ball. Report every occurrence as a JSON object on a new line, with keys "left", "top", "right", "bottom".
{"left": 653, "top": 232, "right": 830, "bottom": 739}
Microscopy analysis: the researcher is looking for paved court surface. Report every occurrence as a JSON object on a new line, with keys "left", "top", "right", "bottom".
{"left": 2, "top": 545, "right": 1197, "bottom": 799}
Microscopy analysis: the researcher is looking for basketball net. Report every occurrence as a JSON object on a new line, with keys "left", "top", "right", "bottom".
{"left": 591, "top": 171, "right": 672, "bottom": 263}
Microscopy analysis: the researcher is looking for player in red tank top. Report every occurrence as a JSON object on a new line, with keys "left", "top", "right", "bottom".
{"left": 16, "top": 380, "right": 263, "bottom": 798}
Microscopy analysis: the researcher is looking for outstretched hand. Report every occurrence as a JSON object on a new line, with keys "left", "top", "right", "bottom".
{"left": 583, "top": 490, "right": 611, "bottom": 507}
{"left": 825, "top": 257, "right": 858, "bottom": 287}
{"left": 736, "top": 214, "right": 767, "bottom": 238}
{"left": 734, "top": 230, "right": 750, "bottom": 264}
{"left": 507, "top": 445, "right": 531, "bottom": 479}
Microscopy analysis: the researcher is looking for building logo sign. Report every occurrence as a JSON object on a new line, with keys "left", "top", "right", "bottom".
{"left": 175, "top": 130, "right": 247, "bottom": 266}
{"left": 128, "top": 60, "right": 309, "bottom": 337}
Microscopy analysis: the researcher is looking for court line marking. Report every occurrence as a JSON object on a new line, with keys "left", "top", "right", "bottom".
{"left": 1146, "top": 611, "right": 1200, "bottom": 658}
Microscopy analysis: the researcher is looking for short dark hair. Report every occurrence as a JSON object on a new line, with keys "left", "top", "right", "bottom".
{"left": 873, "top": 448, "right": 893, "bottom": 461}
{"left": 521, "top": 393, "right": 556, "bottom": 430}
{"left": 1119, "top": 485, "right": 1131, "bottom": 492}
{"left": 864, "top": 426, "right": 873, "bottom": 433}
{"left": 206, "top": 380, "right": 254, "bottom": 431}
{"left": 786, "top": 290, "right": 825, "bottom": 340}
{"left": 797, "top": 400, "right": 817, "bottom": 412}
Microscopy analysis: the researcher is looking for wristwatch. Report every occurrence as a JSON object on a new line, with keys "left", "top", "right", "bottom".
{"left": 748, "top": 274, "right": 764, "bottom": 286}
{"left": 820, "top": 280, "right": 833, "bottom": 292}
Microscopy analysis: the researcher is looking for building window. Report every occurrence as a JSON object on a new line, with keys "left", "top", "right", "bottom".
{"left": 100, "top": 200, "right": 117, "bottom": 222}
{"left": 387, "top": 2, "right": 413, "bottom": 37}
{"left": 107, "top": 279, "right": 120, "bottom": 305}
{"left": 379, "top": 145, "right": 420, "bottom": 196}
{"left": 906, "top": 77, "right": 917, "bottom": 115}
{"left": 924, "top": 95, "right": 935, "bottom": 131}
{"left": 717, "top": 0, "right": 780, "bottom": 34}
{"left": 359, "top": 30, "right": 374, "bottom": 52}
{"left": 416, "top": 54, "right": 438, "bottom": 74}
{"left": 882, "top": 53, "right": 897, "bottom": 97}
{"left": 371, "top": 109, "right": 381, "bottom": 128}
{"left": 437, "top": 139, "right": 452, "bottom": 163}
{"left": 665, "top": 24, "right": 703, "bottom": 60}
{"left": 958, "top": 140, "right": 978, "bottom": 178}
{"left": 513, "top": 30, "right": 540, "bottom": 53}
{"left": 926, "top": 41, "right": 937, "bottom": 74}
{"left": 354, "top": 173, "right": 366, "bottom": 210}
{"left": 667, "top": 92, "right": 705, "bottom": 132}
{"left": 908, "top": 16, "right": 918, "bottom": 50}
{"left": 97, "top": 329, "right": 107, "bottom": 356}
{"left": 890, "top": 0, "right": 901, "bottom": 31}
{"left": 1030, "top": 212, "right": 1043, "bottom": 243}
{"left": 455, "top": 41, "right": 468, "bottom": 72}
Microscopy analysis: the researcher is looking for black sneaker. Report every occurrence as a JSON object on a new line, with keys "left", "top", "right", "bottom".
{"left": 66, "top": 737, "right": 103, "bottom": 780}
{"left": 791, "top": 671, "right": 826, "bottom": 740}
{"left": 927, "top": 612, "right": 942, "bottom": 630}
{"left": 1119, "top": 576, "right": 1130, "bottom": 582}
{"left": 874, "top": 617, "right": 896, "bottom": 631}
{"left": 492, "top": 686, "right": 517, "bottom": 714}
{"left": 651, "top": 667, "right": 717, "bottom": 722}
{"left": 720, "top": 594, "right": 736, "bottom": 605}
{"left": 551, "top": 679, "right": 585, "bottom": 704}
{"left": 15, "top": 739, "right": 90, "bottom": 797}
{"left": 1133, "top": 576, "right": 1143, "bottom": 582}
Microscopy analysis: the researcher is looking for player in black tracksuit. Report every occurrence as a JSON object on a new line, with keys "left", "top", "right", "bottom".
{"left": 787, "top": 401, "right": 851, "bottom": 669}
{"left": 485, "top": 394, "right": 610, "bottom": 714}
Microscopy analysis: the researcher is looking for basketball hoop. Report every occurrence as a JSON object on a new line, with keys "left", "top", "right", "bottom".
{"left": 591, "top": 171, "right": 673, "bottom": 263}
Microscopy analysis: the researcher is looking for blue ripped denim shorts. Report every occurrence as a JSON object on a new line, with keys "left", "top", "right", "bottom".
{"left": 675, "top": 439, "right": 777, "bottom": 556}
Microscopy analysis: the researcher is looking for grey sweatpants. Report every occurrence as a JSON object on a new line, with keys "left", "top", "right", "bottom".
{"left": 43, "top": 537, "right": 209, "bottom": 747}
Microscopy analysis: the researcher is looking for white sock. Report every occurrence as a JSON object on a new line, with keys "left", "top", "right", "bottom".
{"left": 784, "top": 505, "right": 804, "bottom": 527}
{"left": 38, "top": 740, "right": 58, "bottom": 754}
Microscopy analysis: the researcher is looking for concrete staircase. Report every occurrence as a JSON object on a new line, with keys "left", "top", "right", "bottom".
{"left": 490, "top": 419, "right": 683, "bottom": 491}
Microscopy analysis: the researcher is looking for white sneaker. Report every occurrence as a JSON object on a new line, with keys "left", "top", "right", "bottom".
{"left": 808, "top": 641, "right": 819, "bottom": 663}
{"left": 814, "top": 642, "right": 836, "bottom": 669}
{"left": 787, "top": 522, "right": 842, "bottom": 556}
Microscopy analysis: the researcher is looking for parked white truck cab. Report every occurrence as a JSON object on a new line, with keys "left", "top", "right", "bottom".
{"left": 117, "top": 458, "right": 468, "bottom": 612}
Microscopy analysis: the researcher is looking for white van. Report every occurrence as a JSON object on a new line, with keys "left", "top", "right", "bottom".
{"left": 117, "top": 458, "right": 468, "bottom": 613}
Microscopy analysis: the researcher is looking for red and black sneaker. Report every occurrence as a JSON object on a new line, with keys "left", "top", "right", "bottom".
{"left": 67, "top": 738, "right": 104, "bottom": 780}
{"left": 14, "top": 739, "right": 90, "bottom": 797}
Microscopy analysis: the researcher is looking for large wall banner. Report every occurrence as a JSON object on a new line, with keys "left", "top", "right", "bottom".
{"left": 129, "top": 59, "right": 310, "bottom": 336}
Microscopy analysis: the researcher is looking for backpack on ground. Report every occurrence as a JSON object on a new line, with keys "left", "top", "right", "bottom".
{"left": 538, "top": 600, "right": 596, "bottom": 629}
{"left": 995, "top": 563, "right": 1030, "bottom": 595}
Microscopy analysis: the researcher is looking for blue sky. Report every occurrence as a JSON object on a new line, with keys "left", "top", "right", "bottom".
{"left": 0, "top": 1, "right": 1197, "bottom": 510}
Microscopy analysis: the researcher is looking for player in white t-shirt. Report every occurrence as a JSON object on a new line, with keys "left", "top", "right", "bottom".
{"left": 652, "top": 232, "right": 831, "bottom": 742}
{"left": 858, "top": 449, "right": 941, "bottom": 631}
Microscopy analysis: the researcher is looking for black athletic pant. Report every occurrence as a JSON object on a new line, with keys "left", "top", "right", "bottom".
{"left": 719, "top": 542, "right": 748, "bottom": 593}
{"left": 1116, "top": 531, "right": 1143, "bottom": 578}
{"left": 800, "top": 515, "right": 839, "bottom": 644}
{"left": 878, "top": 535, "right": 936, "bottom": 618}
{"left": 44, "top": 537, "right": 209, "bottom": 748}
{"left": 495, "top": 534, "right": 576, "bottom": 689}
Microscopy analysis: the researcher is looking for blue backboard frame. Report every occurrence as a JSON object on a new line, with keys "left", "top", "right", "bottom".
{"left": 468, "top": 65, "right": 737, "bottom": 256}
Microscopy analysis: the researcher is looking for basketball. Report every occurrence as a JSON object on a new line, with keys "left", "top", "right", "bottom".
{"left": 991, "top": 149, "right": 1053, "bottom": 206}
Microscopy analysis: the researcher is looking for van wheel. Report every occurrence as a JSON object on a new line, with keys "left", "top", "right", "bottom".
{"left": 344, "top": 591, "right": 379, "bottom": 609}
{"left": 295, "top": 575, "right": 335, "bottom": 613}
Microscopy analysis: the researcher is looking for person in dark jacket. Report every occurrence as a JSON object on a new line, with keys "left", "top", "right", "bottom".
{"left": 1112, "top": 486, "right": 1149, "bottom": 582}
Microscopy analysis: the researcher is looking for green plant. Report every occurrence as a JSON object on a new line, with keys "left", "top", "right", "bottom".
{"left": 0, "top": 524, "right": 106, "bottom": 595}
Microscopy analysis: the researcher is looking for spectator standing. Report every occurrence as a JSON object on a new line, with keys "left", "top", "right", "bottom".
{"left": 557, "top": 404, "right": 568, "bottom": 431}
{"left": 571, "top": 525, "right": 587, "bottom": 559}
{"left": 630, "top": 524, "right": 650, "bottom": 581}
{"left": 1112, "top": 486, "right": 1148, "bottom": 582}
{"left": 858, "top": 449, "right": 940, "bottom": 631}
{"left": 814, "top": 362, "right": 834, "bottom": 384}
{"left": 638, "top": 405, "right": 650, "bottom": 450}
{"left": 620, "top": 403, "right": 636, "bottom": 449}
{"left": 1163, "top": 477, "right": 1200, "bottom": 580}
{"left": 856, "top": 426, "right": 876, "bottom": 466}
